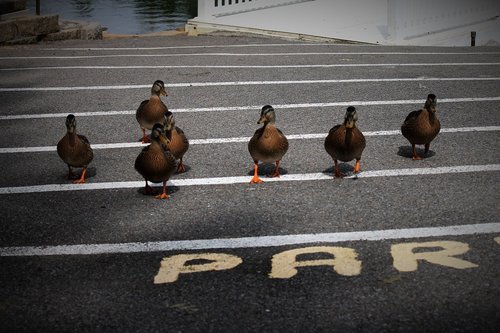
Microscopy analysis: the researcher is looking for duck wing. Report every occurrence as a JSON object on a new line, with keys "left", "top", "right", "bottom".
{"left": 403, "top": 109, "right": 422, "bottom": 124}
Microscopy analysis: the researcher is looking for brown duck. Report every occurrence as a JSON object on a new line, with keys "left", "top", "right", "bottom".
{"left": 324, "top": 106, "right": 366, "bottom": 178}
{"left": 401, "top": 94, "right": 441, "bottom": 160}
{"left": 134, "top": 123, "right": 177, "bottom": 200}
{"left": 248, "top": 105, "right": 289, "bottom": 184}
{"left": 57, "top": 114, "right": 94, "bottom": 184}
{"left": 136, "top": 80, "right": 168, "bottom": 144}
{"left": 163, "top": 111, "right": 189, "bottom": 173}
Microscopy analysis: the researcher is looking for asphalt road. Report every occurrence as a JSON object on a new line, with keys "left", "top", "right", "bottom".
{"left": 0, "top": 34, "right": 499, "bottom": 332}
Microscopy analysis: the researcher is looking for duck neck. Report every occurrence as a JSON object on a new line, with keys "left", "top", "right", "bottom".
{"left": 150, "top": 138, "right": 164, "bottom": 151}
{"left": 67, "top": 128, "right": 76, "bottom": 145}
{"left": 263, "top": 121, "right": 275, "bottom": 130}
{"left": 150, "top": 94, "right": 162, "bottom": 103}
{"left": 427, "top": 108, "right": 437, "bottom": 124}
{"left": 345, "top": 126, "right": 353, "bottom": 145}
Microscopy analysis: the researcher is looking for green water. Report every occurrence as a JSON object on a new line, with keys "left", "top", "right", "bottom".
{"left": 27, "top": 0, "right": 197, "bottom": 34}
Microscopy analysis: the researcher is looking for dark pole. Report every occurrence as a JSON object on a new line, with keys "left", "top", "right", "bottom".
{"left": 471, "top": 31, "right": 476, "bottom": 47}
{"left": 36, "top": 0, "right": 40, "bottom": 15}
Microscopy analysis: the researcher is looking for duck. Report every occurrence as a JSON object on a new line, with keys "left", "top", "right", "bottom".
{"left": 163, "top": 111, "right": 189, "bottom": 173}
{"left": 134, "top": 123, "right": 177, "bottom": 200}
{"left": 57, "top": 114, "right": 94, "bottom": 184}
{"left": 401, "top": 94, "right": 441, "bottom": 160}
{"left": 136, "top": 80, "right": 168, "bottom": 144}
{"left": 248, "top": 105, "right": 289, "bottom": 184}
{"left": 324, "top": 106, "right": 366, "bottom": 178}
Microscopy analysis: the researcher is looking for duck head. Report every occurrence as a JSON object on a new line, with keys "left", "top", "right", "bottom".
{"left": 152, "top": 80, "right": 167, "bottom": 97}
{"left": 425, "top": 94, "right": 437, "bottom": 113}
{"left": 344, "top": 106, "right": 358, "bottom": 129}
{"left": 65, "top": 114, "right": 76, "bottom": 134}
{"left": 257, "top": 105, "right": 276, "bottom": 125}
{"left": 163, "top": 111, "right": 175, "bottom": 132}
{"left": 151, "top": 123, "right": 171, "bottom": 147}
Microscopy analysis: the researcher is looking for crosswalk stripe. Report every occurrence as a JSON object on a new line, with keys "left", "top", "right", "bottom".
{"left": 1, "top": 62, "right": 499, "bottom": 71}
{"left": 0, "top": 126, "right": 498, "bottom": 154}
{"left": 1, "top": 222, "right": 499, "bottom": 256}
{"left": 1, "top": 97, "right": 499, "bottom": 120}
{"left": 0, "top": 164, "right": 498, "bottom": 195}
{"left": 0, "top": 77, "right": 499, "bottom": 92}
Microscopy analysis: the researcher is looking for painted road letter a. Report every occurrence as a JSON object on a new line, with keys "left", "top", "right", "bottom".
{"left": 269, "top": 246, "right": 362, "bottom": 279}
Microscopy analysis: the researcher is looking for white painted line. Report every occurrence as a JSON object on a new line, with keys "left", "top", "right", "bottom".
{"left": 1, "top": 97, "right": 499, "bottom": 120}
{"left": 0, "top": 77, "right": 498, "bottom": 92}
{"left": 0, "top": 110, "right": 135, "bottom": 120}
{"left": 1, "top": 63, "right": 499, "bottom": 71}
{"left": 38, "top": 43, "right": 329, "bottom": 51}
{"left": 1, "top": 126, "right": 498, "bottom": 154}
{"left": 35, "top": 43, "right": 500, "bottom": 51}
{"left": 2, "top": 51, "right": 500, "bottom": 60}
{"left": 1, "top": 222, "right": 499, "bottom": 257}
{"left": 0, "top": 164, "right": 498, "bottom": 195}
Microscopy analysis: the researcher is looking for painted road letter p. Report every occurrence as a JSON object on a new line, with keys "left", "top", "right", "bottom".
{"left": 154, "top": 253, "right": 243, "bottom": 284}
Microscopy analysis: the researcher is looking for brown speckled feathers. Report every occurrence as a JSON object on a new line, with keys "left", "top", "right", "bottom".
{"left": 249, "top": 125, "right": 289, "bottom": 163}
{"left": 401, "top": 107, "right": 440, "bottom": 145}
{"left": 324, "top": 124, "right": 365, "bottom": 162}
{"left": 135, "top": 132, "right": 177, "bottom": 183}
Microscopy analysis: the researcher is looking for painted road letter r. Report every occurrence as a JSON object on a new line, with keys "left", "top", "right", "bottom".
{"left": 391, "top": 241, "right": 478, "bottom": 272}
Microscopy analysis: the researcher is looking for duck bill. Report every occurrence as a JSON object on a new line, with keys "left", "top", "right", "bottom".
{"left": 159, "top": 135, "right": 171, "bottom": 146}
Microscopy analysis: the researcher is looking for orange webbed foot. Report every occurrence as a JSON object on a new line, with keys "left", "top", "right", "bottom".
{"left": 267, "top": 161, "right": 281, "bottom": 178}
{"left": 250, "top": 162, "right": 263, "bottom": 184}
{"left": 353, "top": 159, "right": 362, "bottom": 174}
{"left": 250, "top": 175, "right": 263, "bottom": 184}
{"left": 155, "top": 193, "right": 169, "bottom": 200}
{"left": 154, "top": 181, "right": 169, "bottom": 199}
{"left": 140, "top": 128, "right": 150, "bottom": 144}
{"left": 72, "top": 168, "right": 87, "bottom": 184}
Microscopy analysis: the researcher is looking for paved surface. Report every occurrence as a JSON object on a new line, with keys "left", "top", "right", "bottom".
{"left": 0, "top": 35, "right": 499, "bottom": 332}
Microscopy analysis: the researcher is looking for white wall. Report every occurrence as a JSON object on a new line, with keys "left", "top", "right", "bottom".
{"left": 191, "top": 0, "right": 500, "bottom": 45}
{"left": 387, "top": 0, "right": 500, "bottom": 42}
{"left": 197, "top": 0, "right": 315, "bottom": 18}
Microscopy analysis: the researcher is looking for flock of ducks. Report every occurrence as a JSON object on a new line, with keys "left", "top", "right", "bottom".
{"left": 57, "top": 80, "right": 441, "bottom": 200}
